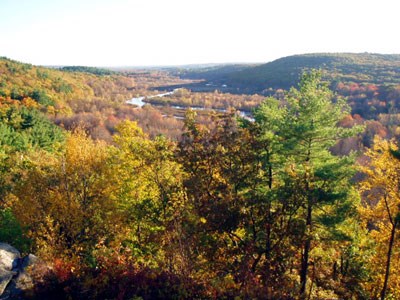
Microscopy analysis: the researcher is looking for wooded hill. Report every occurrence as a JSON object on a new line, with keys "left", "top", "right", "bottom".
{"left": 166, "top": 53, "right": 400, "bottom": 119}
{"left": 0, "top": 57, "right": 136, "bottom": 114}
{"left": 0, "top": 57, "right": 189, "bottom": 140}
{"left": 174, "top": 53, "right": 400, "bottom": 93}
{"left": 226, "top": 53, "right": 400, "bottom": 91}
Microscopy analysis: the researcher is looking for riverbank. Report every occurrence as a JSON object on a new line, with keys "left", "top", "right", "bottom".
{"left": 126, "top": 89, "right": 254, "bottom": 121}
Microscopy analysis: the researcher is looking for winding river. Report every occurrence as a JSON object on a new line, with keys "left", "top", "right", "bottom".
{"left": 126, "top": 89, "right": 180, "bottom": 107}
{"left": 126, "top": 88, "right": 253, "bottom": 120}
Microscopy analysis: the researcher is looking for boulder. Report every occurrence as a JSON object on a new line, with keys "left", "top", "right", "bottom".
{"left": 0, "top": 269, "right": 17, "bottom": 298}
{"left": 0, "top": 243, "right": 20, "bottom": 297}
{"left": 0, "top": 243, "right": 20, "bottom": 271}
{"left": 0, "top": 243, "right": 46, "bottom": 299}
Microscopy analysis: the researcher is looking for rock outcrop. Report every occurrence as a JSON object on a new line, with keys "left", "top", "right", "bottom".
{"left": 0, "top": 243, "right": 20, "bottom": 297}
{"left": 0, "top": 243, "right": 41, "bottom": 299}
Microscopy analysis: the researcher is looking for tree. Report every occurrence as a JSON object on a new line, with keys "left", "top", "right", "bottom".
{"left": 12, "top": 130, "right": 118, "bottom": 262}
{"left": 177, "top": 110, "right": 261, "bottom": 294}
{"left": 0, "top": 106, "right": 64, "bottom": 152}
{"left": 252, "top": 97, "right": 299, "bottom": 295}
{"left": 112, "top": 120, "right": 188, "bottom": 270}
{"left": 360, "top": 138, "right": 400, "bottom": 299}
{"left": 254, "top": 70, "right": 361, "bottom": 297}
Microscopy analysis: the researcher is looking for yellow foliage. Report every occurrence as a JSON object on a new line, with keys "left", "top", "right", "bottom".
{"left": 359, "top": 137, "right": 400, "bottom": 298}
{"left": 20, "top": 97, "right": 39, "bottom": 108}
{"left": 12, "top": 130, "right": 120, "bottom": 261}
{"left": 109, "top": 120, "right": 189, "bottom": 268}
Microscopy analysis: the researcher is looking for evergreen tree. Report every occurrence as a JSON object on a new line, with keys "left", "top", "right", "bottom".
{"left": 254, "top": 70, "right": 361, "bottom": 297}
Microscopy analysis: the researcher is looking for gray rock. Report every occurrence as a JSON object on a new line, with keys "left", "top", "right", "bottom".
{"left": 0, "top": 244, "right": 48, "bottom": 299}
{"left": 0, "top": 243, "right": 20, "bottom": 271}
{"left": 0, "top": 269, "right": 17, "bottom": 297}
{"left": 0, "top": 243, "right": 20, "bottom": 297}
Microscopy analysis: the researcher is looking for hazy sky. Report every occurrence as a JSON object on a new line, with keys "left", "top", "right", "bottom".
{"left": 1, "top": 0, "right": 399, "bottom": 66}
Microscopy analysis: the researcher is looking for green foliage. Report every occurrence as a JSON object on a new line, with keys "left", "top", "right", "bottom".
{"left": 30, "top": 89, "right": 55, "bottom": 106}
{"left": 251, "top": 70, "right": 363, "bottom": 297}
{"left": 0, "top": 106, "right": 64, "bottom": 151}
{"left": 0, "top": 208, "right": 30, "bottom": 253}
{"left": 60, "top": 66, "right": 116, "bottom": 76}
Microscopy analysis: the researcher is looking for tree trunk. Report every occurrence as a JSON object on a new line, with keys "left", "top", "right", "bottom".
{"left": 380, "top": 222, "right": 396, "bottom": 300}
{"left": 265, "top": 216, "right": 272, "bottom": 289}
{"left": 265, "top": 164, "right": 273, "bottom": 295}
{"left": 265, "top": 157, "right": 273, "bottom": 291}
{"left": 300, "top": 201, "right": 312, "bottom": 297}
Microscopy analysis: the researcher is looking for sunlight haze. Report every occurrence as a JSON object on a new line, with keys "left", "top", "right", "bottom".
{"left": 1, "top": 0, "right": 399, "bottom": 66}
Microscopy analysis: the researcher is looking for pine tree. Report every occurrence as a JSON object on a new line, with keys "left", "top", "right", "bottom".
{"left": 255, "top": 70, "right": 361, "bottom": 297}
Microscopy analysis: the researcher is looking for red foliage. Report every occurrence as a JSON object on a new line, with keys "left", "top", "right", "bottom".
{"left": 30, "top": 253, "right": 207, "bottom": 300}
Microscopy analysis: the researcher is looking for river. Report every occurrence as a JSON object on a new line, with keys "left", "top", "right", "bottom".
{"left": 126, "top": 89, "right": 253, "bottom": 120}
{"left": 126, "top": 89, "right": 181, "bottom": 107}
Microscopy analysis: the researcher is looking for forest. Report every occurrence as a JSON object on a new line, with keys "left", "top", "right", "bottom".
{"left": 1, "top": 56, "right": 400, "bottom": 299}
{"left": 175, "top": 53, "right": 400, "bottom": 93}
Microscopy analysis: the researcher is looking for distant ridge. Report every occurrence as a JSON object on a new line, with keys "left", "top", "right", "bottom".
{"left": 224, "top": 53, "right": 400, "bottom": 92}
{"left": 173, "top": 53, "right": 400, "bottom": 94}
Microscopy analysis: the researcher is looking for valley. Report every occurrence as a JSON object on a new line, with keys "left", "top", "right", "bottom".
{"left": 1, "top": 53, "right": 400, "bottom": 299}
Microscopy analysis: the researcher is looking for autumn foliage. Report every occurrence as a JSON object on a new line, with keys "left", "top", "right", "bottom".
{"left": 2, "top": 69, "right": 400, "bottom": 299}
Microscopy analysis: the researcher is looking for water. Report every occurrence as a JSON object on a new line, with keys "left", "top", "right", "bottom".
{"left": 126, "top": 89, "right": 181, "bottom": 107}
{"left": 126, "top": 89, "right": 254, "bottom": 121}
{"left": 126, "top": 96, "right": 146, "bottom": 107}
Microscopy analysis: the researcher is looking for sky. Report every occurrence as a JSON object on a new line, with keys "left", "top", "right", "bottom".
{"left": 0, "top": 0, "right": 399, "bottom": 66}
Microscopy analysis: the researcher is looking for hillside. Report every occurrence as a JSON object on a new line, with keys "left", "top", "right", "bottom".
{"left": 0, "top": 57, "right": 138, "bottom": 114}
{"left": 168, "top": 63, "right": 255, "bottom": 81}
{"left": 171, "top": 53, "right": 400, "bottom": 93}
{"left": 0, "top": 57, "right": 190, "bottom": 140}
{"left": 225, "top": 53, "right": 400, "bottom": 92}
{"left": 164, "top": 53, "right": 400, "bottom": 119}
